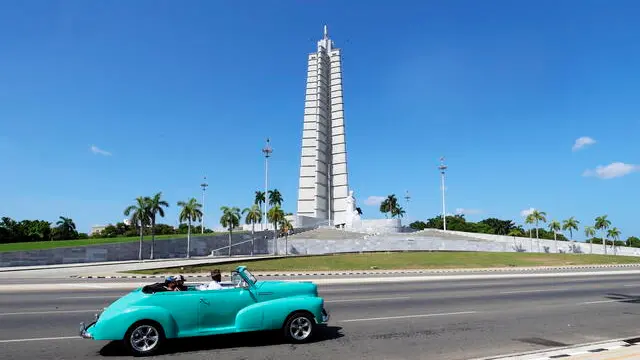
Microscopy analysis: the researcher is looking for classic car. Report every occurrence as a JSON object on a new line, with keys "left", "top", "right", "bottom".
{"left": 79, "top": 266, "right": 329, "bottom": 356}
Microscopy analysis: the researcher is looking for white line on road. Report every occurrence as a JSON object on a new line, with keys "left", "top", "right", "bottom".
{"left": 500, "top": 288, "right": 569, "bottom": 294}
{"left": 56, "top": 296, "right": 120, "bottom": 300}
{"left": 579, "top": 300, "right": 621, "bottom": 305}
{"left": 623, "top": 284, "right": 640, "bottom": 287}
{"left": 0, "top": 309, "right": 97, "bottom": 316}
{"left": 326, "top": 296, "right": 411, "bottom": 303}
{"left": 340, "top": 311, "right": 477, "bottom": 323}
{"left": 0, "top": 336, "right": 79, "bottom": 343}
{"left": 66, "top": 284, "right": 108, "bottom": 289}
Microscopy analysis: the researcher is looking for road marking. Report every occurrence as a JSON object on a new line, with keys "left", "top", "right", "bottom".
{"left": 579, "top": 300, "right": 621, "bottom": 305}
{"left": 66, "top": 284, "right": 108, "bottom": 289}
{"left": 0, "top": 310, "right": 97, "bottom": 316}
{"left": 0, "top": 336, "right": 79, "bottom": 343}
{"left": 340, "top": 311, "right": 477, "bottom": 323}
{"left": 56, "top": 296, "right": 119, "bottom": 300}
{"left": 623, "top": 284, "right": 640, "bottom": 287}
{"left": 500, "top": 288, "right": 569, "bottom": 294}
{"left": 326, "top": 296, "right": 410, "bottom": 303}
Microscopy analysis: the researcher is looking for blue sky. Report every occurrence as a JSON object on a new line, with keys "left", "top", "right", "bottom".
{"left": 1, "top": 0, "right": 638, "bottom": 239}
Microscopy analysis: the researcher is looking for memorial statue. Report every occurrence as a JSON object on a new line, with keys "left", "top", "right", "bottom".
{"left": 344, "top": 190, "right": 361, "bottom": 228}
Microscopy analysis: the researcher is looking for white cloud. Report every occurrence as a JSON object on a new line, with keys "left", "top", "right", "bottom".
{"left": 90, "top": 145, "right": 112, "bottom": 156}
{"left": 520, "top": 207, "right": 535, "bottom": 217}
{"left": 455, "top": 208, "right": 483, "bottom": 215}
{"left": 572, "top": 136, "right": 596, "bottom": 151}
{"left": 582, "top": 162, "right": 639, "bottom": 179}
{"left": 364, "top": 196, "right": 385, "bottom": 206}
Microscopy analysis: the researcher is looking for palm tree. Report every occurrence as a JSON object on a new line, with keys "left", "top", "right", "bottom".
{"left": 607, "top": 227, "right": 621, "bottom": 255}
{"left": 177, "top": 198, "right": 203, "bottom": 258}
{"left": 267, "top": 205, "right": 286, "bottom": 253}
{"left": 55, "top": 216, "right": 77, "bottom": 240}
{"left": 380, "top": 195, "right": 399, "bottom": 218}
{"left": 268, "top": 189, "right": 283, "bottom": 207}
{"left": 531, "top": 210, "right": 547, "bottom": 240}
{"left": 146, "top": 192, "right": 169, "bottom": 260}
{"left": 391, "top": 205, "right": 406, "bottom": 218}
{"left": 254, "top": 191, "right": 266, "bottom": 206}
{"left": 242, "top": 204, "right": 262, "bottom": 255}
{"left": 279, "top": 217, "right": 293, "bottom": 256}
{"left": 584, "top": 226, "right": 596, "bottom": 254}
{"left": 594, "top": 215, "right": 611, "bottom": 255}
{"left": 525, "top": 213, "right": 535, "bottom": 251}
{"left": 562, "top": 217, "right": 580, "bottom": 243}
{"left": 548, "top": 220, "right": 561, "bottom": 253}
{"left": 220, "top": 206, "right": 241, "bottom": 257}
{"left": 124, "top": 197, "right": 151, "bottom": 261}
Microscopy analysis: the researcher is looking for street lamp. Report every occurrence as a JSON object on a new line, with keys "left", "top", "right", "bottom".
{"left": 438, "top": 157, "right": 448, "bottom": 231}
{"left": 262, "top": 138, "right": 273, "bottom": 231}
{"left": 404, "top": 190, "right": 411, "bottom": 223}
{"left": 200, "top": 177, "right": 208, "bottom": 235}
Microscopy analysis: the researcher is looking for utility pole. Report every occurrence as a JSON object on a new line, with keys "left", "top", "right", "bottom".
{"left": 438, "top": 157, "right": 448, "bottom": 231}
{"left": 262, "top": 138, "right": 273, "bottom": 230}
{"left": 404, "top": 190, "right": 411, "bottom": 223}
{"left": 200, "top": 177, "right": 208, "bottom": 234}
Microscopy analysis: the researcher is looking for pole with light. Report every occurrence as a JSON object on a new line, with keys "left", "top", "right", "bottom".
{"left": 200, "top": 177, "right": 208, "bottom": 235}
{"left": 404, "top": 190, "right": 411, "bottom": 224}
{"left": 438, "top": 157, "right": 448, "bottom": 231}
{"left": 262, "top": 138, "right": 273, "bottom": 231}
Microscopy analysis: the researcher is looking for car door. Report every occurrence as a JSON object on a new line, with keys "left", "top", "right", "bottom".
{"left": 149, "top": 291, "right": 201, "bottom": 337}
{"left": 198, "top": 287, "right": 257, "bottom": 333}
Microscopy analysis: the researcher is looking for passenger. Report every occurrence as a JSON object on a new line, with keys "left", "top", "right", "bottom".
{"left": 142, "top": 276, "right": 175, "bottom": 294}
{"left": 174, "top": 275, "right": 188, "bottom": 291}
{"left": 197, "top": 269, "right": 223, "bottom": 290}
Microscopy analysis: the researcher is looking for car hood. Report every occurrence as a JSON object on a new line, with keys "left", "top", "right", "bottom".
{"left": 256, "top": 280, "right": 317, "bottom": 299}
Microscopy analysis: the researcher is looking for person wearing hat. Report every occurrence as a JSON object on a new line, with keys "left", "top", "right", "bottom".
{"left": 174, "top": 275, "right": 188, "bottom": 291}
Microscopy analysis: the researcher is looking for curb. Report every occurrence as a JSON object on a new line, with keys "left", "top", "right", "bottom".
{"left": 70, "top": 263, "right": 640, "bottom": 279}
{"left": 472, "top": 337, "right": 640, "bottom": 360}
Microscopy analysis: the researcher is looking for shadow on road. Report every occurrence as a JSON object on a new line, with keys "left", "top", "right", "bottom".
{"left": 605, "top": 293, "right": 640, "bottom": 304}
{"left": 99, "top": 325, "right": 344, "bottom": 356}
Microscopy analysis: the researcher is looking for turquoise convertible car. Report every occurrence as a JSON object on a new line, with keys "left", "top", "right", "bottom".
{"left": 79, "top": 266, "right": 329, "bottom": 356}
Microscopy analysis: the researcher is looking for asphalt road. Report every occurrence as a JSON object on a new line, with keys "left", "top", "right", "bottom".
{"left": 2, "top": 275, "right": 640, "bottom": 360}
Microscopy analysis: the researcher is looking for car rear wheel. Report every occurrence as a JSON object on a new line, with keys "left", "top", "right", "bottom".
{"left": 283, "top": 311, "right": 315, "bottom": 343}
{"left": 124, "top": 321, "right": 165, "bottom": 357}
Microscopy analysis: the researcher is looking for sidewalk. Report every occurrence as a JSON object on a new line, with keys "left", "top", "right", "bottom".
{"left": 0, "top": 255, "right": 282, "bottom": 279}
{"left": 476, "top": 337, "right": 640, "bottom": 359}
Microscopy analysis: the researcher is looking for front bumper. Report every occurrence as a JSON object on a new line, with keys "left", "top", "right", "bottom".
{"left": 321, "top": 308, "right": 330, "bottom": 323}
{"left": 79, "top": 321, "right": 95, "bottom": 339}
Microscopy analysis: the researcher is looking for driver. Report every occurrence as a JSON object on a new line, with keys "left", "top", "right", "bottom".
{"left": 197, "top": 269, "right": 223, "bottom": 290}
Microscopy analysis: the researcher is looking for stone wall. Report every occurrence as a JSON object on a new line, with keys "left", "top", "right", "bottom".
{"left": 271, "top": 231, "right": 640, "bottom": 257}
{"left": 0, "top": 232, "right": 272, "bottom": 267}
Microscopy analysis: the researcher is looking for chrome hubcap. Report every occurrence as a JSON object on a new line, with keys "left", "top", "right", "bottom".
{"left": 130, "top": 325, "right": 159, "bottom": 352}
{"left": 289, "top": 317, "right": 312, "bottom": 340}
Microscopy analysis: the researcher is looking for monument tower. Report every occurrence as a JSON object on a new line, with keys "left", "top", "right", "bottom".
{"left": 296, "top": 26, "right": 350, "bottom": 225}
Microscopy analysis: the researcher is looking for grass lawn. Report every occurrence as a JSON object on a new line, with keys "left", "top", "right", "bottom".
{"left": 0, "top": 232, "right": 240, "bottom": 253}
{"left": 129, "top": 251, "right": 640, "bottom": 274}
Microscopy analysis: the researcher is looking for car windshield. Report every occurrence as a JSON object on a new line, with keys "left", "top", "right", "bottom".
{"left": 243, "top": 269, "right": 257, "bottom": 284}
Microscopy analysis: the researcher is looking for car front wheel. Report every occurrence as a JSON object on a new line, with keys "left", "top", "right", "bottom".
{"left": 284, "top": 312, "right": 315, "bottom": 343}
{"left": 124, "top": 321, "right": 165, "bottom": 357}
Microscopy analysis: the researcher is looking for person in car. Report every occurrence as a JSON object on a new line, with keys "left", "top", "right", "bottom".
{"left": 197, "top": 269, "right": 223, "bottom": 290}
{"left": 142, "top": 276, "right": 176, "bottom": 293}
{"left": 174, "top": 275, "right": 188, "bottom": 291}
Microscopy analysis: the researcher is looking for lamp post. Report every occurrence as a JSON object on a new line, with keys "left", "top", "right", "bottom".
{"left": 200, "top": 177, "right": 208, "bottom": 234}
{"left": 438, "top": 157, "right": 448, "bottom": 231}
{"left": 262, "top": 138, "right": 273, "bottom": 230}
{"left": 404, "top": 190, "right": 411, "bottom": 224}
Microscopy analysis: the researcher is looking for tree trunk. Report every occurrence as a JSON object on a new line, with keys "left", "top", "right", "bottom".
{"left": 285, "top": 232, "right": 288, "bottom": 256}
{"left": 251, "top": 222, "right": 255, "bottom": 256}
{"left": 150, "top": 217, "right": 156, "bottom": 260}
{"left": 273, "top": 223, "right": 278, "bottom": 255}
{"left": 603, "top": 231, "right": 607, "bottom": 255}
{"left": 554, "top": 231, "right": 557, "bottom": 253}
{"left": 138, "top": 225, "right": 143, "bottom": 261}
{"left": 186, "top": 219, "right": 191, "bottom": 259}
{"left": 228, "top": 227, "right": 232, "bottom": 257}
